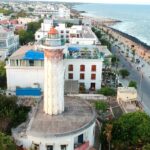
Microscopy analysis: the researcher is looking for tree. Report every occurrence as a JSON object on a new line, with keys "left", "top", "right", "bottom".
{"left": 0, "top": 61, "right": 6, "bottom": 88}
{"left": 119, "top": 69, "right": 129, "bottom": 79}
{"left": 111, "top": 55, "right": 119, "bottom": 66}
{"left": 111, "top": 111, "right": 150, "bottom": 149}
{"left": 27, "top": 21, "right": 41, "bottom": 34}
{"left": 65, "top": 22, "right": 73, "bottom": 27}
{"left": 16, "top": 10, "right": 28, "bottom": 18}
{"left": 104, "top": 124, "right": 113, "bottom": 150}
{"left": 95, "top": 101, "right": 108, "bottom": 112}
{"left": 143, "top": 144, "right": 150, "bottom": 150}
{"left": 97, "top": 87, "right": 116, "bottom": 96}
{"left": 0, "top": 132, "right": 16, "bottom": 150}
{"left": 0, "top": 8, "right": 13, "bottom": 15}
{"left": 128, "top": 81, "right": 137, "bottom": 89}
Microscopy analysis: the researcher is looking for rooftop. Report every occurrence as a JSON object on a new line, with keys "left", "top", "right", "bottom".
{"left": 27, "top": 96, "right": 95, "bottom": 137}
{"left": 65, "top": 45, "right": 104, "bottom": 60}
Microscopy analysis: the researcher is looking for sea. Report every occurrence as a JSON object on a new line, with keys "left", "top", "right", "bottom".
{"left": 74, "top": 3, "right": 150, "bottom": 46}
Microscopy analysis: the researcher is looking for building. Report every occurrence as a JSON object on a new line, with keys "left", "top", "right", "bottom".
{"left": 18, "top": 17, "right": 39, "bottom": 25}
{"left": 117, "top": 87, "right": 141, "bottom": 113}
{"left": 35, "top": 19, "right": 99, "bottom": 45}
{"left": 0, "top": 26, "right": 19, "bottom": 60}
{"left": 12, "top": 27, "right": 96, "bottom": 150}
{"left": 6, "top": 44, "right": 104, "bottom": 94}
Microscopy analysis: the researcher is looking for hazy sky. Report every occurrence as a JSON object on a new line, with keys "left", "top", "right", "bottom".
{"left": 40, "top": 0, "right": 150, "bottom": 4}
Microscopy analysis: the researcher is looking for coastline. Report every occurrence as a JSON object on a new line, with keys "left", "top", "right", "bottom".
{"left": 100, "top": 25, "right": 150, "bottom": 61}
{"left": 71, "top": 5, "right": 150, "bottom": 62}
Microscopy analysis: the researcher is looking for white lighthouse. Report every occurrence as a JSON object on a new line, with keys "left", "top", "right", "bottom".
{"left": 42, "top": 27, "right": 65, "bottom": 115}
{"left": 13, "top": 27, "right": 96, "bottom": 150}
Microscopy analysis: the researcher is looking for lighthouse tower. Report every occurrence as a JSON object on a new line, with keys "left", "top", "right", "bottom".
{"left": 42, "top": 27, "right": 65, "bottom": 115}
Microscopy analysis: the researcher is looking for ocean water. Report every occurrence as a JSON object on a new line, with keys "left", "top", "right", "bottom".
{"left": 74, "top": 4, "right": 150, "bottom": 46}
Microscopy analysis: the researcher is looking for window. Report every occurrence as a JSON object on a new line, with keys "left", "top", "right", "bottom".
{"left": 80, "top": 65, "right": 85, "bottom": 71}
{"left": 33, "top": 144, "right": 39, "bottom": 150}
{"left": 68, "top": 73, "right": 73, "bottom": 79}
{"left": 47, "top": 145, "right": 53, "bottom": 150}
{"left": 61, "top": 30, "right": 64, "bottom": 33}
{"left": 66, "top": 30, "right": 69, "bottom": 33}
{"left": 61, "top": 145, "right": 67, "bottom": 150}
{"left": 29, "top": 60, "right": 34, "bottom": 66}
{"left": 61, "top": 35, "right": 64, "bottom": 38}
{"left": 68, "top": 64, "right": 73, "bottom": 71}
{"left": 91, "top": 74, "right": 96, "bottom": 80}
{"left": 38, "top": 35, "right": 40, "bottom": 38}
{"left": 90, "top": 83, "right": 95, "bottom": 91}
{"left": 91, "top": 65, "right": 96, "bottom": 71}
{"left": 80, "top": 73, "right": 84, "bottom": 80}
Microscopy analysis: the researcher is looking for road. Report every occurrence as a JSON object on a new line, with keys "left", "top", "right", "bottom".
{"left": 112, "top": 46, "right": 150, "bottom": 115}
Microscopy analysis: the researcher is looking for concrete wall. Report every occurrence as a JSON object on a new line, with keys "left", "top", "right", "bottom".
{"left": 6, "top": 66, "right": 44, "bottom": 91}
{"left": 14, "top": 122, "right": 95, "bottom": 150}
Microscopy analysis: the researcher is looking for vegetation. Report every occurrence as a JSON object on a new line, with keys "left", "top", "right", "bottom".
{"left": 128, "top": 80, "right": 137, "bottom": 89}
{"left": 91, "top": 27, "right": 111, "bottom": 50}
{"left": 0, "top": 61, "right": 6, "bottom": 89}
{"left": 17, "top": 20, "right": 42, "bottom": 45}
{"left": 111, "top": 55, "right": 119, "bottom": 66}
{"left": 95, "top": 101, "right": 108, "bottom": 112}
{"left": 65, "top": 22, "right": 73, "bottom": 27}
{"left": 0, "top": 132, "right": 16, "bottom": 150}
{"left": 97, "top": 87, "right": 116, "bottom": 96}
{"left": 119, "top": 69, "right": 130, "bottom": 79}
{"left": 0, "top": 8, "right": 13, "bottom": 15}
{"left": 0, "top": 95, "right": 30, "bottom": 133}
{"left": 16, "top": 10, "right": 28, "bottom": 18}
{"left": 101, "top": 111, "right": 150, "bottom": 150}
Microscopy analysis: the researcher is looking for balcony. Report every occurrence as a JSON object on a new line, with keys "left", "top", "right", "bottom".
{"left": 74, "top": 141, "right": 89, "bottom": 150}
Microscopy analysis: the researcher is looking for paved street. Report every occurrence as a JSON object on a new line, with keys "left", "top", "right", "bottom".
{"left": 112, "top": 46, "right": 150, "bottom": 115}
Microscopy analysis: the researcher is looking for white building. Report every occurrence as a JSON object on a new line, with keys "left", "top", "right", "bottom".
{"left": 35, "top": 19, "right": 99, "bottom": 45}
{"left": 6, "top": 44, "right": 104, "bottom": 93}
{"left": 18, "top": 17, "right": 39, "bottom": 25}
{"left": 0, "top": 13, "right": 9, "bottom": 21}
{"left": 12, "top": 27, "right": 96, "bottom": 150}
{"left": 0, "top": 26, "right": 19, "bottom": 60}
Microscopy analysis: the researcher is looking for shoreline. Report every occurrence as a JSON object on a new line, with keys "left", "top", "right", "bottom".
{"left": 100, "top": 25, "right": 150, "bottom": 61}
{"left": 71, "top": 5, "right": 150, "bottom": 62}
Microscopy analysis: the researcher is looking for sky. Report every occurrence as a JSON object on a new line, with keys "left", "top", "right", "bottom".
{"left": 37, "top": 0, "right": 150, "bottom": 5}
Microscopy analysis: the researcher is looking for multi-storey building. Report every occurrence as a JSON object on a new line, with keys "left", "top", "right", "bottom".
{"left": 0, "top": 26, "right": 19, "bottom": 60}
{"left": 35, "top": 19, "right": 99, "bottom": 45}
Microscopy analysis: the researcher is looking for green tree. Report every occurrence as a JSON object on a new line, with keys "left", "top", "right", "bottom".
{"left": 65, "top": 22, "right": 73, "bottom": 27}
{"left": 16, "top": 10, "right": 28, "bottom": 18}
{"left": 111, "top": 111, "right": 150, "bottom": 148}
{"left": 0, "top": 61, "right": 6, "bottom": 88}
{"left": 111, "top": 55, "right": 119, "bottom": 66}
{"left": 97, "top": 87, "right": 116, "bottom": 96}
{"left": 17, "top": 30, "right": 32, "bottom": 45}
{"left": 119, "top": 69, "right": 130, "bottom": 79}
{"left": 0, "top": 132, "right": 16, "bottom": 150}
{"left": 0, "top": 8, "right": 13, "bottom": 15}
{"left": 128, "top": 81, "right": 137, "bottom": 89}
{"left": 95, "top": 101, "right": 108, "bottom": 112}
{"left": 143, "top": 144, "right": 150, "bottom": 150}
{"left": 27, "top": 21, "right": 41, "bottom": 34}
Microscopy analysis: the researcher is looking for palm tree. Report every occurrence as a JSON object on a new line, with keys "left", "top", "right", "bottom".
{"left": 131, "top": 49, "right": 135, "bottom": 62}
{"left": 104, "top": 124, "right": 113, "bottom": 150}
{"left": 126, "top": 49, "right": 129, "bottom": 57}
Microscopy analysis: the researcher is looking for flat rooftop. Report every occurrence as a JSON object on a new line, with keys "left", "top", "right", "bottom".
{"left": 27, "top": 96, "right": 95, "bottom": 137}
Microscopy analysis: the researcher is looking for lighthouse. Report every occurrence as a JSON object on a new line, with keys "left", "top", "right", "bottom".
{"left": 42, "top": 27, "right": 65, "bottom": 115}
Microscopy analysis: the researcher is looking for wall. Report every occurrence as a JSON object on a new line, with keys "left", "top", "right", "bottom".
{"left": 6, "top": 66, "right": 44, "bottom": 91}
{"left": 64, "top": 59, "right": 103, "bottom": 90}
{"left": 14, "top": 122, "right": 95, "bottom": 150}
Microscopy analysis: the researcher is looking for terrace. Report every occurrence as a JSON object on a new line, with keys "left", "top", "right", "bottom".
{"left": 64, "top": 45, "right": 105, "bottom": 60}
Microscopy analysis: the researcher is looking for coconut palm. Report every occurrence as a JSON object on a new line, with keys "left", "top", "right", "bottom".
{"left": 104, "top": 124, "right": 113, "bottom": 150}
